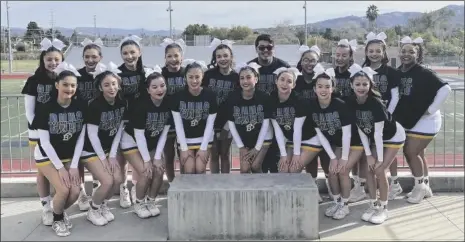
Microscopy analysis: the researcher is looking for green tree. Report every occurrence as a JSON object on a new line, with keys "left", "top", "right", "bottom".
{"left": 227, "top": 26, "right": 253, "bottom": 40}
{"left": 394, "top": 25, "right": 402, "bottom": 36}
{"left": 295, "top": 30, "right": 306, "bottom": 45}
{"left": 322, "top": 28, "right": 332, "bottom": 40}
{"left": 182, "top": 24, "right": 211, "bottom": 36}
{"left": 210, "top": 27, "right": 230, "bottom": 40}
{"left": 23, "top": 21, "right": 44, "bottom": 47}
{"left": 44, "top": 29, "right": 69, "bottom": 46}
{"left": 366, "top": 4, "right": 379, "bottom": 32}
{"left": 384, "top": 28, "right": 397, "bottom": 46}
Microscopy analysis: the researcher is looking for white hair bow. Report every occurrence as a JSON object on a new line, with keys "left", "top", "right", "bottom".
{"left": 298, "top": 45, "right": 321, "bottom": 56}
{"left": 81, "top": 38, "right": 104, "bottom": 47}
{"left": 348, "top": 63, "right": 378, "bottom": 80}
{"left": 182, "top": 59, "right": 208, "bottom": 72}
{"left": 273, "top": 67, "right": 301, "bottom": 78}
{"left": 312, "top": 63, "right": 335, "bottom": 80}
{"left": 160, "top": 38, "right": 186, "bottom": 51}
{"left": 209, "top": 38, "right": 235, "bottom": 49}
{"left": 234, "top": 62, "right": 261, "bottom": 74}
{"left": 338, "top": 39, "right": 358, "bottom": 52}
{"left": 400, "top": 36, "right": 424, "bottom": 44}
{"left": 91, "top": 62, "right": 122, "bottom": 78}
{"left": 144, "top": 65, "right": 163, "bottom": 78}
{"left": 53, "top": 62, "right": 81, "bottom": 76}
{"left": 119, "top": 35, "right": 142, "bottom": 48}
{"left": 40, "top": 38, "right": 66, "bottom": 51}
{"left": 365, "top": 32, "right": 387, "bottom": 44}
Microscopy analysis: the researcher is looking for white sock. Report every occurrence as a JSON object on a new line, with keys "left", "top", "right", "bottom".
{"left": 341, "top": 198, "right": 349, "bottom": 205}
{"left": 379, "top": 200, "right": 388, "bottom": 208}
{"left": 359, "top": 178, "right": 366, "bottom": 186}
{"left": 333, "top": 194, "right": 341, "bottom": 203}
{"left": 424, "top": 176, "right": 429, "bottom": 185}
{"left": 414, "top": 176, "right": 424, "bottom": 186}
{"left": 391, "top": 176, "right": 398, "bottom": 184}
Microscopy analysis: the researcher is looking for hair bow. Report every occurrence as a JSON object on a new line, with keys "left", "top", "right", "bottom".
{"left": 312, "top": 63, "right": 335, "bottom": 79}
{"left": 53, "top": 61, "right": 81, "bottom": 76}
{"left": 209, "top": 38, "right": 235, "bottom": 49}
{"left": 338, "top": 39, "right": 358, "bottom": 52}
{"left": 144, "top": 65, "right": 163, "bottom": 78}
{"left": 91, "top": 62, "right": 122, "bottom": 78}
{"left": 400, "top": 36, "right": 424, "bottom": 44}
{"left": 81, "top": 38, "right": 104, "bottom": 47}
{"left": 273, "top": 67, "right": 301, "bottom": 78}
{"left": 119, "top": 35, "right": 142, "bottom": 48}
{"left": 365, "top": 32, "right": 387, "bottom": 44}
{"left": 160, "top": 38, "right": 187, "bottom": 51}
{"left": 40, "top": 38, "right": 66, "bottom": 51}
{"left": 234, "top": 62, "right": 261, "bottom": 74}
{"left": 182, "top": 59, "right": 208, "bottom": 71}
{"left": 348, "top": 63, "right": 378, "bottom": 80}
{"left": 298, "top": 45, "right": 321, "bottom": 56}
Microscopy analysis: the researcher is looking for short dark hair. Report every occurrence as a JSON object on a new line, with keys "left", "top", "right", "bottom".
{"left": 255, "top": 34, "right": 274, "bottom": 47}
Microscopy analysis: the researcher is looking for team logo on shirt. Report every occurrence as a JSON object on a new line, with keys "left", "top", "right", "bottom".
{"left": 275, "top": 107, "right": 295, "bottom": 131}
{"left": 63, "top": 132, "right": 73, "bottom": 141}
{"left": 335, "top": 78, "right": 352, "bottom": 97}
{"left": 37, "top": 84, "right": 53, "bottom": 103}
{"left": 233, "top": 105, "right": 264, "bottom": 132}
{"left": 299, "top": 90, "right": 317, "bottom": 100}
{"left": 400, "top": 77, "right": 413, "bottom": 96}
{"left": 49, "top": 111, "right": 84, "bottom": 141}
{"left": 258, "top": 74, "right": 277, "bottom": 94}
{"left": 146, "top": 112, "right": 170, "bottom": 137}
{"left": 100, "top": 107, "right": 125, "bottom": 136}
{"left": 179, "top": 101, "right": 210, "bottom": 127}
{"left": 356, "top": 110, "right": 374, "bottom": 134}
{"left": 208, "top": 79, "right": 234, "bottom": 105}
{"left": 78, "top": 81, "right": 96, "bottom": 101}
{"left": 372, "top": 74, "right": 388, "bottom": 94}
{"left": 312, "top": 112, "right": 341, "bottom": 135}
{"left": 121, "top": 75, "right": 141, "bottom": 96}
{"left": 167, "top": 77, "right": 185, "bottom": 95}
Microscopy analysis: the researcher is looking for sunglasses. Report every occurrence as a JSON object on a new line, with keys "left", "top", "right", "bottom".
{"left": 258, "top": 45, "right": 274, "bottom": 51}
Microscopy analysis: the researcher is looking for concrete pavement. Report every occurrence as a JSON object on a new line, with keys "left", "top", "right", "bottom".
{"left": 1, "top": 193, "right": 463, "bottom": 241}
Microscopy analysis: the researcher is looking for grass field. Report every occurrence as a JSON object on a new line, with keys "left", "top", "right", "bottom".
{"left": 0, "top": 60, "right": 38, "bottom": 73}
{"left": 1, "top": 78, "right": 463, "bottom": 173}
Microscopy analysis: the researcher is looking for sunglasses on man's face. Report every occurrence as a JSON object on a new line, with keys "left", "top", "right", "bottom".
{"left": 258, "top": 45, "right": 274, "bottom": 51}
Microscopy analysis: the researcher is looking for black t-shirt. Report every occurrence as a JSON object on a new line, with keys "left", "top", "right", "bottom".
{"left": 117, "top": 64, "right": 145, "bottom": 101}
{"left": 225, "top": 89, "right": 272, "bottom": 148}
{"left": 83, "top": 95, "right": 127, "bottom": 153}
{"left": 202, "top": 67, "right": 240, "bottom": 131}
{"left": 32, "top": 98, "right": 86, "bottom": 159}
{"left": 247, "top": 57, "right": 290, "bottom": 94}
{"left": 171, "top": 88, "right": 218, "bottom": 139}
{"left": 77, "top": 67, "right": 98, "bottom": 102}
{"left": 125, "top": 94, "right": 172, "bottom": 151}
{"left": 162, "top": 66, "right": 186, "bottom": 96}
{"left": 334, "top": 67, "right": 353, "bottom": 100}
{"left": 371, "top": 64, "right": 401, "bottom": 105}
{"left": 294, "top": 73, "right": 317, "bottom": 101}
{"left": 393, "top": 64, "right": 448, "bottom": 129}
{"left": 270, "top": 91, "right": 316, "bottom": 141}
{"left": 308, "top": 97, "right": 353, "bottom": 147}
{"left": 346, "top": 95, "right": 397, "bottom": 141}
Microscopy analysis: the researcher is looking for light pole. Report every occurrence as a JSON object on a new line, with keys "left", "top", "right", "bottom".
{"left": 303, "top": 1, "right": 307, "bottom": 45}
{"left": 6, "top": 1, "right": 13, "bottom": 73}
{"left": 167, "top": 1, "right": 173, "bottom": 39}
{"left": 93, "top": 15, "right": 97, "bottom": 38}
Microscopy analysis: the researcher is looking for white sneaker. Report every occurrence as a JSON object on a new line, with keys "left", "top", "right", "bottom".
{"left": 100, "top": 203, "right": 115, "bottom": 222}
{"left": 145, "top": 200, "right": 161, "bottom": 217}
{"left": 41, "top": 201, "right": 53, "bottom": 226}
{"left": 78, "top": 190, "right": 90, "bottom": 211}
{"left": 325, "top": 202, "right": 340, "bottom": 217}
{"left": 52, "top": 220, "right": 70, "bottom": 237}
{"left": 361, "top": 201, "right": 379, "bottom": 222}
{"left": 407, "top": 184, "right": 427, "bottom": 204}
{"left": 349, "top": 185, "right": 366, "bottom": 203}
{"left": 425, "top": 184, "right": 433, "bottom": 198}
{"left": 87, "top": 208, "right": 108, "bottom": 226}
{"left": 134, "top": 202, "right": 151, "bottom": 219}
{"left": 131, "top": 186, "right": 137, "bottom": 204}
{"left": 370, "top": 208, "right": 389, "bottom": 224}
{"left": 63, "top": 212, "right": 72, "bottom": 229}
{"left": 388, "top": 182, "right": 403, "bottom": 200}
{"left": 119, "top": 185, "right": 131, "bottom": 208}
{"left": 325, "top": 179, "right": 334, "bottom": 200}
{"left": 333, "top": 205, "right": 350, "bottom": 220}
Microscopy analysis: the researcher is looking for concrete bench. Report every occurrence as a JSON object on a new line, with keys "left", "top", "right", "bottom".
{"left": 168, "top": 173, "right": 319, "bottom": 240}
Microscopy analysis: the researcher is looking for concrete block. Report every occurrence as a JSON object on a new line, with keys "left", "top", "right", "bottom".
{"left": 167, "top": 173, "right": 319, "bottom": 241}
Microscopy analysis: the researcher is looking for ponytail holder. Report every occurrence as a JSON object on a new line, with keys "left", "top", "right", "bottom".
{"left": 337, "top": 39, "right": 358, "bottom": 52}
{"left": 81, "top": 38, "right": 104, "bottom": 47}
{"left": 209, "top": 38, "right": 235, "bottom": 49}
{"left": 160, "top": 38, "right": 186, "bottom": 52}
{"left": 144, "top": 65, "right": 163, "bottom": 78}
{"left": 91, "top": 62, "right": 122, "bottom": 78}
{"left": 400, "top": 36, "right": 423, "bottom": 44}
{"left": 298, "top": 45, "right": 321, "bottom": 56}
{"left": 53, "top": 61, "right": 81, "bottom": 76}
{"left": 182, "top": 59, "right": 208, "bottom": 72}
{"left": 40, "top": 38, "right": 66, "bottom": 51}
{"left": 312, "top": 63, "right": 335, "bottom": 79}
{"left": 119, "top": 35, "right": 142, "bottom": 48}
{"left": 348, "top": 63, "right": 378, "bottom": 81}
{"left": 234, "top": 62, "right": 261, "bottom": 74}
{"left": 365, "top": 32, "right": 387, "bottom": 44}
{"left": 273, "top": 67, "right": 301, "bottom": 79}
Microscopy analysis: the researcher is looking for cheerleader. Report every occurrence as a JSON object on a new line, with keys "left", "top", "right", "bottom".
{"left": 21, "top": 38, "right": 65, "bottom": 226}
{"left": 225, "top": 62, "right": 273, "bottom": 173}
{"left": 308, "top": 66, "right": 364, "bottom": 220}
{"left": 347, "top": 63, "right": 406, "bottom": 224}
{"left": 121, "top": 66, "right": 170, "bottom": 218}
{"left": 295, "top": 46, "right": 333, "bottom": 199}
{"left": 75, "top": 38, "right": 105, "bottom": 212}
{"left": 361, "top": 32, "right": 403, "bottom": 200}
{"left": 31, "top": 62, "right": 86, "bottom": 236}
{"left": 203, "top": 38, "right": 239, "bottom": 174}
{"left": 171, "top": 60, "right": 217, "bottom": 174}
{"left": 117, "top": 35, "right": 146, "bottom": 208}
{"left": 394, "top": 36, "right": 451, "bottom": 204}
{"left": 80, "top": 62, "right": 126, "bottom": 226}
{"left": 160, "top": 38, "right": 187, "bottom": 180}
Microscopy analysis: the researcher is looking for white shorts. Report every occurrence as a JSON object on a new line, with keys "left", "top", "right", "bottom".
{"left": 34, "top": 145, "right": 71, "bottom": 167}
{"left": 28, "top": 129, "right": 39, "bottom": 146}
{"left": 383, "top": 122, "right": 406, "bottom": 148}
{"left": 285, "top": 135, "right": 323, "bottom": 152}
{"left": 406, "top": 111, "right": 442, "bottom": 139}
{"left": 120, "top": 131, "right": 139, "bottom": 154}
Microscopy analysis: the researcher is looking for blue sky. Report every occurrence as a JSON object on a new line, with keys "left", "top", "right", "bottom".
{"left": 1, "top": 1, "right": 463, "bottom": 30}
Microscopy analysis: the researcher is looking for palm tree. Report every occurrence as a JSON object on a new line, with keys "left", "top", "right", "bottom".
{"left": 366, "top": 5, "right": 379, "bottom": 32}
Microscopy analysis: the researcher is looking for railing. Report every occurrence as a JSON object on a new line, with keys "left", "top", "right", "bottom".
{"left": 1, "top": 89, "right": 464, "bottom": 175}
